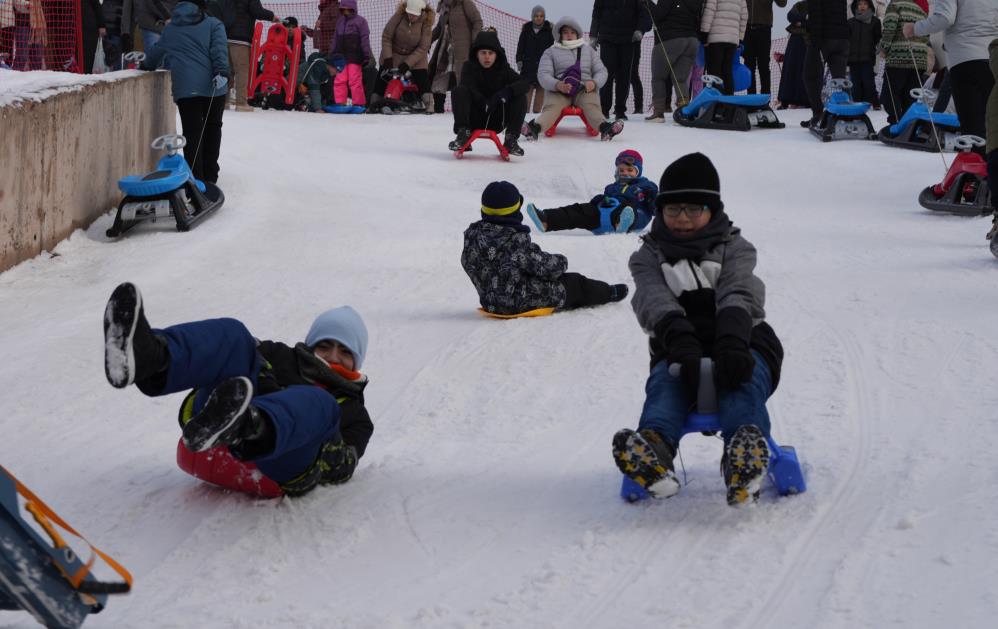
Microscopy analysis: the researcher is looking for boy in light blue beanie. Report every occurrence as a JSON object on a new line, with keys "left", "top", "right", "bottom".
{"left": 102, "top": 282, "right": 374, "bottom": 498}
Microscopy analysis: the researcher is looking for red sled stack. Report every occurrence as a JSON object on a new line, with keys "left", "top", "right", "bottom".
{"left": 248, "top": 22, "right": 302, "bottom": 109}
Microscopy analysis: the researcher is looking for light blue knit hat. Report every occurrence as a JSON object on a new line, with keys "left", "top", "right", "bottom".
{"left": 305, "top": 306, "right": 369, "bottom": 369}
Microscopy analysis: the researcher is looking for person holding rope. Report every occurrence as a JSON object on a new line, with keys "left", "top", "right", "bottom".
{"left": 591, "top": 0, "right": 652, "bottom": 120}
{"left": 645, "top": 0, "right": 705, "bottom": 121}
{"left": 801, "top": 0, "right": 851, "bottom": 127}
{"left": 877, "top": 0, "right": 929, "bottom": 125}
{"left": 448, "top": 30, "right": 530, "bottom": 156}
{"left": 141, "top": 0, "right": 229, "bottom": 184}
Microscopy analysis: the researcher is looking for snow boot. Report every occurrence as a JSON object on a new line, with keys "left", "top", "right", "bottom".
{"left": 612, "top": 428, "right": 680, "bottom": 498}
{"left": 525, "top": 203, "right": 546, "bottom": 232}
{"left": 422, "top": 93, "right": 434, "bottom": 114}
{"left": 521, "top": 119, "right": 541, "bottom": 141}
{"left": 182, "top": 376, "right": 267, "bottom": 453}
{"left": 504, "top": 133, "right": 525, "bottom": 157}
{"left": 103, "top": 282, "right": 168, "bottom": 389}
{"left": 722, "top": 425, "right": 771, "bottom": 507}
{"left": 608, "top": 284, "right": 629, "bottom": 302}
{"left": 614, "top": 206, "right": 635, "bottom": 233}
{"left": 599, "top": 119, "right": 624, "bottom": 141}
{"left": 448, "top": 128, "right": 473, "bottom": 152}
{"left": 645, "top": 111, "right": 666, "bottom": 123}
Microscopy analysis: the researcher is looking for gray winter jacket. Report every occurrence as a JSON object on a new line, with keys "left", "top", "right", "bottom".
{"left": 629, "top": 229, "right": 783, "bottom": 385}
{"left": 913, "top": 0, "right": 998, "bottom": 68}
{"left": 124, "top": 0, "right": 177, "bottom": 34}
{"left": 701, "top": 0, "right": 749, "bottom": 45}
{"left": 537, "top": 18, "right": 609, "bottom": 92}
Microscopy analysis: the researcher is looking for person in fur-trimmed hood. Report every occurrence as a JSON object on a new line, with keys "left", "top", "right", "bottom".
{"left": 372, "top": 0, "right": 436, "bottom": 111}
{"left": 102, "top": 282, "right": 374, "bottom": 498}
{"left": 612, "top": 152, "right": 785, "bottom": 508}
{"left": 461, "top": 181, "right": 629, "bottom": 316}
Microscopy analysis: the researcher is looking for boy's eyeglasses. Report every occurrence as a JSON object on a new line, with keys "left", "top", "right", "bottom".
{"left": 661, "top": 204, "right": 708, "bottom": 218}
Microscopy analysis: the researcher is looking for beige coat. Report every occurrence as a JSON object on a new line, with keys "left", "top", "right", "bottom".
{"left": 429, "top": 0, "right": 483, "bottom": 89}
{"left": 381, "top": 3, "right": 435, "bottom": 71}
{"left": 701, "top": 0, "right": 748, "bottom": 45}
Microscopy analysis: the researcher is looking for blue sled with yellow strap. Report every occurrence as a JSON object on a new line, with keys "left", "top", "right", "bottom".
{"left": 673, "top": 74, "right": 785, "bottom": 132}
{"left": 809, "top": 78, "right": 876, "bottom": 142}
{"left": 619, "top": 359, "right": 806, "bottom": 503}
{"left": 106, "top": 134, "right": 225, "bottom": 238}
{"left": 0, "top": 465, "right": 131, "bottom": 629}
{"left": 877, "top": 87, "right": 962, "bottom": 153}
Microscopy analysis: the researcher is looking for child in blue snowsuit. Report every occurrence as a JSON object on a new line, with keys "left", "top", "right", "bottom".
{"left": 611, "top": 153, "right": 784, "bottom": 507}
{"left": 525, "top": 149, "right": 658, "bottom": 234}
{"left": 102, "top": 282, "right": 373, "bottom": 496}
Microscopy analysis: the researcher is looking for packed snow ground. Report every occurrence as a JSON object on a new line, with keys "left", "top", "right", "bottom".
{"left": 2, "top": 105, "right": 997, "bottom": 628}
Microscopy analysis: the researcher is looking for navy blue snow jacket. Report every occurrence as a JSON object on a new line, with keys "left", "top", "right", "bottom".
{"left": 597, "top": 175, "right": 658, "bottom": 231}
{"left": 143, "top": 2, "right": 230, "bottom": 101}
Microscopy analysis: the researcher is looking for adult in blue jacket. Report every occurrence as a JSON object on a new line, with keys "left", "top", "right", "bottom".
{"left": 142, "top": 0, "right": 229, "bottom": 183}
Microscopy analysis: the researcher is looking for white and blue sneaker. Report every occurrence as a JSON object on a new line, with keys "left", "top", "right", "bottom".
{"left": 525, "top": 203, "right": 546, "bottom": 232}
{"left": 615, "top": 206, "right": 635, "bottom": 233}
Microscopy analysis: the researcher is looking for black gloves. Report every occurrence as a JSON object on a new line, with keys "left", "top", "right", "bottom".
{"left": 658, "top": 316, "right": 703, "bottom": 401}
{"left": 319, "top": 438, "right": 358, "bottom": 485}
{"left": 121, "top": 33, "right": 133, "bottom": 53}
{"left": 713, "top": 307, "right": 756, "bottom": 391}
{"left": 398, "top": 61, "right": 410, "bottom": 75}
{"left": 698, "top": 31, "right": 708, "bottom": 44}
{"left": 487, "top": 87, "right": 513, "bottom": 112}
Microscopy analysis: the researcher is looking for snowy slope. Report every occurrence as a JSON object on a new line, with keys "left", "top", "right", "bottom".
{"left": 2, "top": 107, "right": 997, "bottom": 629}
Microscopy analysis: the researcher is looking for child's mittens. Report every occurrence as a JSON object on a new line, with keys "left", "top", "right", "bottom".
{"left": 713, "top": 336, "right": 755, "bottom": 391}
{"left": 659, "top": 317, "right": 703, "bottom": 401}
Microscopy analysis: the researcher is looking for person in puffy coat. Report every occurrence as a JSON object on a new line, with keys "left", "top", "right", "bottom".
{"left": 427, "top": 0, "right": 483, "bottom": 112}
{"left": 515, "top": 5, "right": 554, "bottom": 114}
{"left": 141, "top": 0, "right": 229, "bottom": 183}
{"left": 700, "top": 0, "right": 748, "bottom": 95}
{"left": 373, "top": 0, "right": 435, "bottom": 111}
{"left": 328, "top": 0, "right": 371, "bottom": 106}
{"left": 522, "top": 17, "right": 623, "bottom": 141}
{"left": 103, "top": 282, "right": 374, "bottom": 498}
{"left": 461, "top": 181, "right": 629, "bottom": 316}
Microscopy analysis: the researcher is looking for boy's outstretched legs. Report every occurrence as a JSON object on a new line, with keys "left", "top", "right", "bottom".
{"left": 104, "top": 282, "right": 169, "bottom": 389}
{"left": 717, "top": 351, "right": 774, "bottom": 506}
{"left": 559, "top": 272, "right": 628, "bottom": 309}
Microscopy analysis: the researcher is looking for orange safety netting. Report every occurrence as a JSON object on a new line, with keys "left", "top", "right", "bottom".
{"left": 0, "top": 0, "right": 82, "bottom": 72}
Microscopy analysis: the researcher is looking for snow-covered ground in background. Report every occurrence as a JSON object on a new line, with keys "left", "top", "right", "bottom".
{"left": 0, "top": 69, "right": 141, "bottom": 107}
{"left": 2, "top": 107, "right": 997, "bottom": 628}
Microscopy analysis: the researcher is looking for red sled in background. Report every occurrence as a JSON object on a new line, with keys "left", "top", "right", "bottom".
{"left": 248, "top": 22, "right": 302, "bottom": 107}
{"left": 176, "top": 440, "right": 284, "bottom": 498}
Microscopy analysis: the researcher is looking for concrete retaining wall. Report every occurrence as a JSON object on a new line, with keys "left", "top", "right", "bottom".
{"left": 0, "top": 72, "right": 175, "bottom": 272}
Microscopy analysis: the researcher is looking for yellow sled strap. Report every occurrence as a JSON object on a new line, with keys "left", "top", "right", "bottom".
{"left": 1, "top": 465, "right": 133, "bottom": 592}
{"left": 478, "top": 307, "right": 555, "bottom": 319}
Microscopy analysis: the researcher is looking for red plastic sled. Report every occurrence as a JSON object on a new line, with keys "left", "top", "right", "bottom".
{"left": 453, "top": 129, "right": 510, "bottom": 161}
{"left": 545, "top": 106, "right": 599, "bottom": 137}
{"left": 176, "top": 440, "right": 283, "bottom": 498}
{"left": 247, "top": 22, "right": 302, "bottom": 106}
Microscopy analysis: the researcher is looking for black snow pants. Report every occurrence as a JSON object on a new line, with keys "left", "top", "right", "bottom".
{"left": 451, "top": 84, "right": 527, "bottom": 135}
{"left": 177, "top": 95, "right": 226, "bottom": 183}
{"left": 560, "top": 272, "right": 613, "bottom": 309}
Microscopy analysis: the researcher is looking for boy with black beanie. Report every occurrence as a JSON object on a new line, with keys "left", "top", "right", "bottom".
{"left": 612, "top": 153, "right": 785, "bottom": 507}
{"left": 461, "top": 181, "right": 629, "bottom": 315}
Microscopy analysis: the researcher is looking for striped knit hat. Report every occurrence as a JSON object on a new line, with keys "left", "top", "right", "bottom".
{"left": 481, "top": 180, "right": 524, "bottom": 220}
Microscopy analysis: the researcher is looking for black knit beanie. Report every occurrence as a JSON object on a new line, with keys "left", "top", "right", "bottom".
{"left": 480, "top": 181, "right": 527, "bottom": 231}
{"left": 654, "top": 152, "right": 724, "bottom": 213}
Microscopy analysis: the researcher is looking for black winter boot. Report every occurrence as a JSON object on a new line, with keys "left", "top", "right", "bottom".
{"left": 504, "top": 133, "right": 524, "bottom": 156}
{"left": 103, "top": 282, "right": 169, "bottom": 388}
{"left": 608, "top": 284, "right": 629, "bottom": 302}
{"left": 599, "top": 119, "right": 624, "bottom": 141}
{"left": 612, "top": 428, "right": 680, "bottom": 498}
{"left": 722, "top": 425, "right": 771, "bottom": 507}
{"left": 449, "top": 127, "right": 472, "bottom": 151}
{"left": 182, "top": 377, "right": 269, "bottom": 453}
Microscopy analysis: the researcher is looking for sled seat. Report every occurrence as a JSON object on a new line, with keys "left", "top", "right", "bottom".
{"left": 478, "top": 307, "right": 555, "bottom": 319}
{"left": 545, "top": 106, "right": 599, "bottom": 137}
{"left": 890, "top": 106, "right": 960, "bottom": 136}
{"left": 117, "top": 153, "right": 205, "bottom": 196}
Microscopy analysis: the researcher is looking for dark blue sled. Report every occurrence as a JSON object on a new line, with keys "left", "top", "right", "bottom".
{"left": 809, "top": 78, "right": 876, "bottom": 142}
{"left": 878, "top": 88, "right": 961, "bottom": 152}
{"left": 1, "top": 466, "right": 130, "bottom": 629}
{"left": 619, "top": 359, "right": 806, "bottom": 503}
{"left": 107, "top": 134, "right": 224, "bottom": 237}
{"left": 323, "top": 104, "right": 367, "bottom": 114}
{"left": 674, "top": 75, "right": 785, "bottom": 131}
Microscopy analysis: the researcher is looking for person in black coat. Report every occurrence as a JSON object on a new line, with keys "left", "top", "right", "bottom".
{"left": 449, "top": 30, "right": 530, "bottom": 156}
{"left": 803, "top": 0, "right": 851, "bottom": 125}
{"left": 82, "top": 0, "right": 107, "bottom": 73}
{"left": 847, "top": 0, "right": 881, "bottom": 105}
{"left": 590, "top": 0, "right": 651, "bottom": 120}
{"left": 220, "top": 0, "right": 281, "bottom": 110}
{"left": 515, "top": 5, "right": 554, "bottom": 114}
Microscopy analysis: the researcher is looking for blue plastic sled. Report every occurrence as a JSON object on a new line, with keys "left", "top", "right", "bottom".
{"left": 619, "top": 359, "right": 806, "bottom": 503}
{"left": 107, "top": 134, "right": 224, "bottom": 238}
{"left": 809, "top": 79, "right": 876, "bottom": 142}
{"left": 0, "top": 465, "right": 131, "bottom": 628}
{"left": 878, "top": 88, "right": 961, "bottom": 152}
{"left": 674, "top": 75, "right": 784, "bottom": 131}
{"left": 323, "top": 104, "right": 367, "bottom": 114}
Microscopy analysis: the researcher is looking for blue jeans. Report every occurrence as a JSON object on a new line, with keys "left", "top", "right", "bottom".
{"left": 137, "top": 318, "right": 341, "bottom": 483}
{"left": 638, "top": 350, "right": 773, "bottom": 447}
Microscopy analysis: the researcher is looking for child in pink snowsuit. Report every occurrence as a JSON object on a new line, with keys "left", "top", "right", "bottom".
{"left": 328, "top": 0, "right": 371, "bottom": 106}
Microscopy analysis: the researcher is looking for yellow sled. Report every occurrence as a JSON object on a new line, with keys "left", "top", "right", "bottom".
{"left": 478, "top": 307, "right": 556, "bottom": 319}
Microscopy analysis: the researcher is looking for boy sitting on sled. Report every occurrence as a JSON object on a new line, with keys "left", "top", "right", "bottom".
{"left": 103, "top": 283, "right": 373, "bottom": 497}
{"left": 611, "top": 153, "right": 784, "bottom": 507}
{"left": 461, "top": 181, "right": 629, "bottom": 316}
{"left": 525, "top": 149, "right": 658, "bottom": 234}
